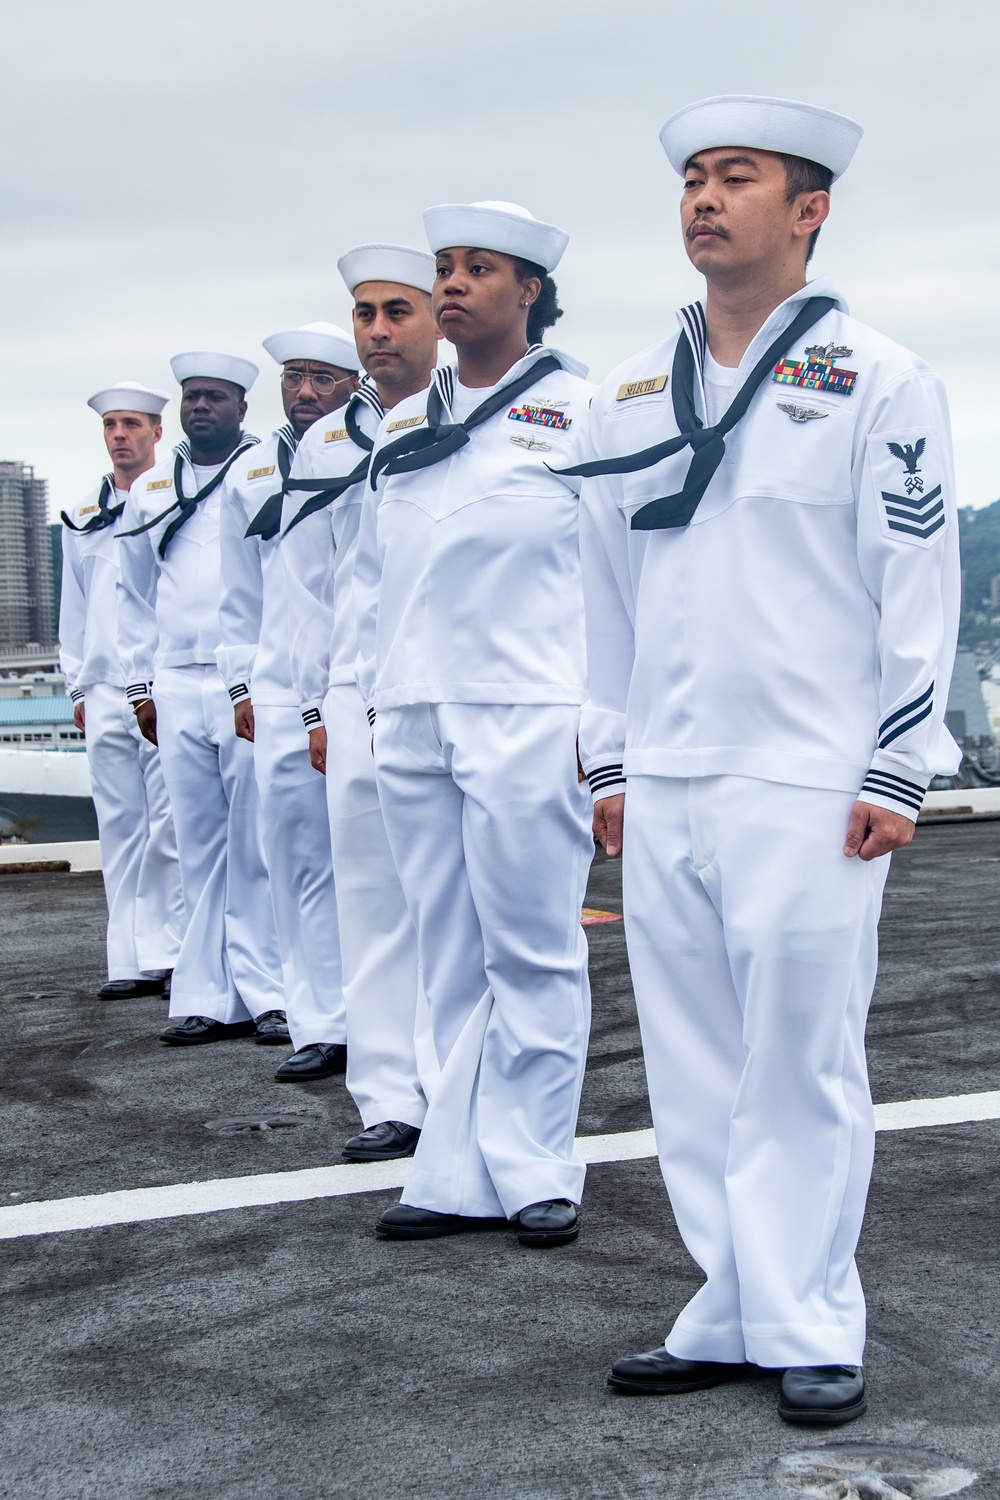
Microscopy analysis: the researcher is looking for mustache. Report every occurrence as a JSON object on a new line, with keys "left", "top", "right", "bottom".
{"left": 687, "top": 218, "right": 731, "bottom": 241}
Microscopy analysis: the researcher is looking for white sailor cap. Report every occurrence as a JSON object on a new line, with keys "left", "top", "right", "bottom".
{"left": 423, "top": 201, "right": 569, "bottom": 273}
{"left": 660, "top": 95, "right": 863, "bottom": 182}
{"left": 87, "top": 381, "right": 170, "bottom": 418}
{"left": 338, "top": 244, "right": 436, "bottom": 297}
{"left": 261, "top": 322, "right": 360, "bottom": 372}
{"left": 170, "top": 351, "right": 259, "bottom": 393}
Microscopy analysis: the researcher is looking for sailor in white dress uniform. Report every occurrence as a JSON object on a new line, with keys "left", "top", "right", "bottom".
{"left": 59, "top": 381, "right": 184, "bottom": 998}
{"left": 281, "top": 246, "right": 441, "bottom": 1158}
{"left": 355, "top": 203, "right": 595, "bottom": 1246}
{"left": 217, "top": 323, "right": 360, "bottom": 1077}
{"left": 117, "top": 352, "right": 285, "bottom": 1045}
{"left": 574, "top": 97, "right": 961, "bottom": 1422}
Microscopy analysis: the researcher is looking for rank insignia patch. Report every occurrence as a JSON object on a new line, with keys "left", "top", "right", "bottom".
{"left": 881, "top": 484, "right": 945, "bottom": 541}
{"left": 887, "top": 439, "right": 925, "bottom": 494}
{"left": 79, "top": 503, "right": 99, "bottom": 516}
{"left": 247, "top": 465, "right": 275, "bottom": 480}
{"left": 387, "top": 414, "right": 426, "bottom": 433}
{"left": 508, "top": 403, "right": 572, "bottom": 431}
{"left": 147, "top": 478, "right": 172, "bottom": 490}
{"left": 616, "top": 375, "right": 668, "bottom": 401}
{"left": 773, "top": 342, "right": 857, "bottom": 397}
{"left": 777, "top": 402, "right": 829, "bottom": 423}
{"left": 324, "top": 428, "right": 349, "bottom": 443}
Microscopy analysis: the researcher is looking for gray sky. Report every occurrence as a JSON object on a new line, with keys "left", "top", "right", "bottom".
{"left": 1, "top": 0, "right": 997, "bottom": 516}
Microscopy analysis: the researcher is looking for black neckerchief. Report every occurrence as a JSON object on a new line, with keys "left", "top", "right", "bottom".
{"left": 243, "top": 427, "right": 298, "bottom": 542}
{"left": 61, "top": 474, "right": 124, "bottom": 533}
{"left": 119, "top": 437, "right": 256, "bottom": 557}
{"left": 281, "top": 394, "right": 378, "bottom": 536}
{"left": 558, "top": 296, "right": 835, "bottom": 530}
{"left": 368, "top": 351, "right": 562, "bottom": 488}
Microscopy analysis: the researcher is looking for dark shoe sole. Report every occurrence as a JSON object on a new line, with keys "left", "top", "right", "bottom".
{"left": 160, "top": 1023, "right": 256, "bottom": 1046}
{"left": 517, "top": 1223, "right": 579, "bottom": 1247}
{"left": 274, "top": 1065, "right": 345, "bottom": 1082}
{"left": 254, "top": 1033, "right": 291, "bottom": 1046}
{"left": 376, "top": 1216, "right": 509, "bottom": 1241}
{"left": 777, "top": 1395, "right": 868, "bottom": 1426}
{"left": 607, "top": 1370, "right": 736, "bottom": 1395}
{"left": 343, "top": 1143, "right": 420, "bottom": 1162}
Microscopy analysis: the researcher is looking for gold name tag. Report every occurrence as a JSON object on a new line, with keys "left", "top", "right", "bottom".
{"left": 79, "top": 503, "right": 99, "bottom": 516}
{"left": 386, "top": 414, "right": 426, "bottom": 432}
{"left": 616, "top": 375, "right": 667, "bottom": 401}
{"left": 325, "top": 428, "right": 349, "bottom": 443}
{"left": 247, "top": 465, "right": 275, "bottom": 479}
{"left": 147, "top": 478, "right": 172, "bottom": 490}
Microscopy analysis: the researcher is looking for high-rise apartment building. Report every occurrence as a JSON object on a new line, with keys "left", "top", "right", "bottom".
{"left": 0, "top": 462, "right": 55, "bottom": 651}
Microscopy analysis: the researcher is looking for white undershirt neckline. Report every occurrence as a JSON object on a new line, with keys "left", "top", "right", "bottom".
{"left": 703, "top": 350, "right": 739, "bottom": 427}
{"left": 450, "top": 380, "right": 498, "bottom": 424}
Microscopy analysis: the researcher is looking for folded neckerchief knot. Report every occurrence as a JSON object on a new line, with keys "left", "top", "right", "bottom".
{"left": 281, "top": 397, "right": 376, "bottom": 536}
{"left": 61, "top": 475, "right": 124, "bottom": 534}
{"left": 555, "top": 296, "right": 835, "bottom": 531}
{"left": 369, "top": 352, "right": 562, "bottom": 488}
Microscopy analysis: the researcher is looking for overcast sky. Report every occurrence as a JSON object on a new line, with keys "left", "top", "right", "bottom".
{"left": 1, "top": 0, "right": 997, "bottom": 516}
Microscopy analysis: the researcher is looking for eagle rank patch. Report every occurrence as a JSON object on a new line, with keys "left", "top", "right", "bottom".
{"left": 616, "top": 375, "right": 668, "bottom": 401}
{"left": 773, "top": 342, "right": 857, "bottom": 397}
{"left": 147, "top": 478, "right": 172, "bottom": 490}
{"left": 507, "top": 403, "right": 571, "bottom": 431}
{"left": 869, "top": 430, "right": 945, "bottom": 546}
{"left": 247, "top": 465, "right": 275, "bottom": 480}
{"left": 324, "top": 428, "right": 349, "bottom": 443}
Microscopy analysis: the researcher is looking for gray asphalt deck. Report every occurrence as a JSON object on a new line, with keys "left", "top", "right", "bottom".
{"left": 0, "top": 825, "right": 998, "bottom": 1498}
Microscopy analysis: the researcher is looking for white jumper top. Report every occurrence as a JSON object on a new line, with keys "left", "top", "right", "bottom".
{"left": 282, "top": 381, "right": 385, "bottom": 728}
{"left": 59, "top": 479, "right": 132, "bottom": 696}
{"left": 116, "top": 437, "right": 258, "bottom": 702}
{"left": 354, "top": 347, "right": 594, "bottom": 713}
{"left": 578, "top": 278, "right": 961, "bottom": 820}
{"left": 216, "top": 425, "right": 300, "bottom": 709}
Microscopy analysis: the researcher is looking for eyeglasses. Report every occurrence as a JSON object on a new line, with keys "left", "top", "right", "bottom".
{"left": 281, "top": 369, "right": 348, "bottom": 394}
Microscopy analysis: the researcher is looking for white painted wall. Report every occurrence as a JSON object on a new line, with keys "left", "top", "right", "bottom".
{"left": 0, "top": 747, "right": 91, "bottom": 796}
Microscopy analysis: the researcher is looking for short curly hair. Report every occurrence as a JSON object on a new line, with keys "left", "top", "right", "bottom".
{"left": 511, "top": 257, "right": 564, "bottom": 344}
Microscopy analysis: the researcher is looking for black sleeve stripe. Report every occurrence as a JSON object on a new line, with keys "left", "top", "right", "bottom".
{"left": 301, "top": 707, "right": 322, "bottom": 728}
{"left": 879, "top": 684, "right": 933, "bottom": 739}
{"left": 879, "top": 700, "right": 934, "bottom": 748}
{"left": 228, "top": 684, "right": 250, "bottom": 701}
{"left": 366, "top": 706, "right": 376, "bottom": 728}
{"left": 860, "top": 775, "right": 923, "bottom": 813}
{"left": 862, "top": 769, "right": 926, "bottom": 796}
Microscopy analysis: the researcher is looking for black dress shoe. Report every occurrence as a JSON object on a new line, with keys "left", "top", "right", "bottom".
{"left": 376, "top": 1204, "right": 509, "bottom": 1240}
{"left": 98, "top": 977, "right": 168, "bottom": 1000}
{"left": 608, "top": 1348, "right": 752, "bottom": 1394}
{"left": 273, "top": 1043, "right": 347, "bottom": 1082}
{"left": 778, "top": 1365, "right": 867, "bottom": 1425}
{"left": 253, "top": 1009, "right": 290, "bottom": 1044}
{"left": 516, "top": 1199, "right": 579, "bottom": 1247}
{"left": 344, "top": 1120, "right": 421, "bottom": 1161}
{"left": 160, "top": 970, "right": 173, "bottom": 998}
{"left": 159, "top": 1016, "right": 257, "bottom": 1046}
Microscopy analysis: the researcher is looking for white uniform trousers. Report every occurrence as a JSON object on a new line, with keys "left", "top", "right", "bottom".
{"left": 375, "top": 703, "right": 593, "bottom": 1219}
{"left": 622, "top": 774, "right": 891, "bottom": 1369}
{"left": 84, "top": 680, "right": 184, "bottom": 979}
{"left": 323, "top": 682, "right": 429, "bottom": 1130}
{"left": 153, "top": 665, "right": 284, "bottom": 1024}
{"left": 252, "top": 704, "right": 346, "bottom": 1050}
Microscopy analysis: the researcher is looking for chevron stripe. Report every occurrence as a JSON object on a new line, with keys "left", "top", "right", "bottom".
{"left": 881, "top": 483, "right": 946, "bottom": 539}
{"left": 879, "top": 684, "right": 933, "bottom": 742}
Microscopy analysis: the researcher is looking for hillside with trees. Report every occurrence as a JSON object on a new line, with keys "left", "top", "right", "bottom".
{"left": 959, "top": 498, "right": 1000, "bottom": 646}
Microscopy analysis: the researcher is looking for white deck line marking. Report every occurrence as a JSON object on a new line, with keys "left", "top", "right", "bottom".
{"left": 2, "top": 1090, "right": 999, "bottom": 1242}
